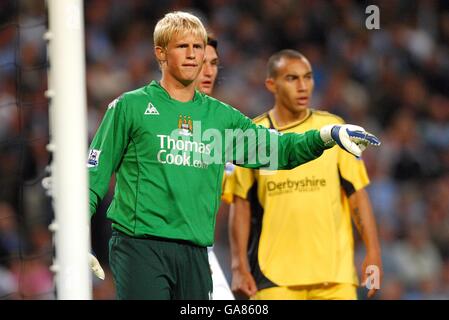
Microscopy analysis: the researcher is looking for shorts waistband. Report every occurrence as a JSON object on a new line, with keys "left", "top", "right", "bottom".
{"left": 111, "top": 228, "right": 206, "bottom": 248}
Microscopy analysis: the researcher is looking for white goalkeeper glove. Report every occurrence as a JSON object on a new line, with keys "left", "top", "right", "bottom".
{"left": 89, "top": 252, "right": 105, "bottom": 280}
{"left": 320, "top": 124, "right": 381, "bottom": 157}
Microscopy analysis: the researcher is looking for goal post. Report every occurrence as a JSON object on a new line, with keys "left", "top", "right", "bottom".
{"left": 46, "top": 0, "right": 91, "bottom": 299}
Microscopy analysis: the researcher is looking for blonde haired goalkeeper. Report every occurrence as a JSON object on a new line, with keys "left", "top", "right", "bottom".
{"left": 88, "top": 12, "right": 379, "bottom": 299}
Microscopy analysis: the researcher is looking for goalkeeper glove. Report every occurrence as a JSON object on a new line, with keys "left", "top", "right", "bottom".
{"left": 89, "top": 252, "right": 105, "bottom": 280}
{"left": 320, "top": 124, "right": 380, "bottom": 157}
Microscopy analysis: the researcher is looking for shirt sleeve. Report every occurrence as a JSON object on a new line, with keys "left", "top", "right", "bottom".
{"left": 221, "top": 164, "right": 234, "bottom": 204}
{"left": 221, "top": 163, "right": 255, "bottom": 203}
{"left": 88, "top": 95, "right": 131, "bottom": 216}
{"left": 231, "top": 165, "right": 256, "bottom": 200}
{"left": 226, "top": 106, "right": 328, "bottom": 170}
{"left": 337, "top": 147, "right": 370, "bottom": 197}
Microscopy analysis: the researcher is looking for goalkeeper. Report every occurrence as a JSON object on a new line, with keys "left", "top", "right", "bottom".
{"left": 88, "top": 12, "right": 380, "bottom": 300}
{"left": 225, "top": 50, "right": 383, "bottom": 300}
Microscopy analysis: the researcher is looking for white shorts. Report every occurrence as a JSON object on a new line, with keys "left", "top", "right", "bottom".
{"left": 207, "top": 247, "right": 234, "bottom": 300}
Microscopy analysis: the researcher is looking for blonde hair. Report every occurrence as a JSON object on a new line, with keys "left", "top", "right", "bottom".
{"left": 153, "top": 11, "right": 207, "bottom": 48}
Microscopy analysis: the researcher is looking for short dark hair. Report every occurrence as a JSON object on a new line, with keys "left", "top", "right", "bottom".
{"left": 267, "top": 49, "right": 306, "bottom": 78}
{"left": 207, "top": 33, "right": 218, "bottom": 52}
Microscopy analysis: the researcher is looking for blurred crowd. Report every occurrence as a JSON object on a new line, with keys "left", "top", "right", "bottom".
{"left": 0, "top": 0, "right": 448, "bottom": 299}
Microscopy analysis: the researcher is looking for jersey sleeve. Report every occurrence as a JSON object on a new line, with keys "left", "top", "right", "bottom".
{"left": 231, "top": 166, "right": 255, "bottom": 200}
{"left": 337, "top": 147, "right": 370, "bottom": 197}
{"left": 88, "top": 95, "right": 131, "bottom": 216}
{"left": 221, "top": 163, "right": 255, "bottom": 203}
{"left": 221, "top": 163, "right": 235, "bottom": 204}
{"left": 226, "top": 106, "right": 328, "bottom": 170}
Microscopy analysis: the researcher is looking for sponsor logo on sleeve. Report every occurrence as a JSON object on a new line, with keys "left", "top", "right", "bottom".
{"left": 87, "top": 149, "right": 101, "bottom": 168}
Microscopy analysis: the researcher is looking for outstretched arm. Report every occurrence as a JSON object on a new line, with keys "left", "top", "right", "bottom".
{"left": 227, "top": 106, "right": 380, "bottom": 170}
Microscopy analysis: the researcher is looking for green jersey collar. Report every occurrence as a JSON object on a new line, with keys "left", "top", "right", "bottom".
{"left": 149, "top": 80, "right": 202, "bottom": 104}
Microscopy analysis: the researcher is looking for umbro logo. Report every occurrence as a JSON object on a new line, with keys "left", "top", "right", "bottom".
{"left": 144, "top": 102, "right": 159, "bottom": 115}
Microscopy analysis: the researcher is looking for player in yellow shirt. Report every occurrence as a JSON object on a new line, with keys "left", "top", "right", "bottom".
{"left": 225, "top": 49, "right": 383, "bottom": 300}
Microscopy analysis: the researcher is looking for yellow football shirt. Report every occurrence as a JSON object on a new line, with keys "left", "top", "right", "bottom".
{"left": 225, "top": 109, "right": 369, "bottom": 287}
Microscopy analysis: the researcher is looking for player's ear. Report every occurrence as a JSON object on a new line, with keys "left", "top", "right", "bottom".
{"left": 265, "top": 78, "right": 276, "bottom": 93}
{"left": 154, "top": 46, "right": 166, "bottom": 64}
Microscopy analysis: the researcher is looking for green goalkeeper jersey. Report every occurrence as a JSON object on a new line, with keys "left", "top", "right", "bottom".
{"left": 88, "top": 81, "right": 327, "bottom": 246}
